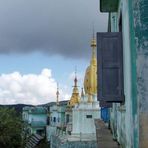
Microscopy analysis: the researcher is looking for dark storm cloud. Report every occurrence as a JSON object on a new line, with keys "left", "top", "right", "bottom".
{"left": 0, "top": 0, "right": 108, "bottom": 59}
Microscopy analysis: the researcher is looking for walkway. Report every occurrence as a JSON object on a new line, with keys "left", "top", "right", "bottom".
{"left": 95, "top": 119, "right": 120, "bottom": 148}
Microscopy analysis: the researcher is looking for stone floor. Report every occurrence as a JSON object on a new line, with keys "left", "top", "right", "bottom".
{"left": 95, "top": 119, "right": 120, "bottom": 148}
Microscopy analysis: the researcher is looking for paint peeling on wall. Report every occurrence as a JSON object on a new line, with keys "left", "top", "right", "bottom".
{"left": 133, "top": 0, "right": 148, "bottom": 147}
{"left": 133, "top": 0, "right": 148, "bottom": 112}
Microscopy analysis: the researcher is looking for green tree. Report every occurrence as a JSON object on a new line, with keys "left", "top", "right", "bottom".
{"left": 0, "top": 107, "right": 23, "bottom": 148}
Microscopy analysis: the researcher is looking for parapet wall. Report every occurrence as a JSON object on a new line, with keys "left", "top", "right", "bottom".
{"left": 50, "top": 135, "right": 97, "bottom": 148}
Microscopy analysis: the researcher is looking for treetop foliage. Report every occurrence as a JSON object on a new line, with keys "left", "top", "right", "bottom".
{"left": 0, "top": 107, "right": 23, "bottom": 148}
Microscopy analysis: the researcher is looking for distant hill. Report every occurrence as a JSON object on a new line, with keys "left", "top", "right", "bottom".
{"left": 39, "top": 100, "right": 68, "bottom": 107}
{"left": 0, "top": 100, "right": 69, "bottom": 115}
{"left": 0, "top": 104, "right": 34, "bottom": 114}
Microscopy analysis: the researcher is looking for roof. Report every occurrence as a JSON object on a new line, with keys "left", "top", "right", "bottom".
{"left": 29, "top": 107, "right": 47, "bottom": 114}
{"left": 25, "top": 134, "right": 44, "bottom": 148}
{"left": 23, "top": 106, "right": 47, "bottom": 114}
{"left": 23, "top": 106, "right": 32, "bottom": 111}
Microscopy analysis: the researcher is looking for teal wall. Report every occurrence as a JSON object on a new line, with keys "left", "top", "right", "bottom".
{"left": 109, "top": 0, "right": 148, "bottom": 147}
{"left": 133, "top": 0, "right": 148, "bottom": 112}
{"left": 132, "top": 0, "right": 148, "bottom": 147}
{"left": 109, "top": 0, "right": 138, "bottom": 147}
{"left": 22, "top": 106, "right": 47, "bottom": 137}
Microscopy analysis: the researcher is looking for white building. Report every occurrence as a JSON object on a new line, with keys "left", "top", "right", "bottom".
{"left": 46, "top": 85, "right": 67, "bottom": 141}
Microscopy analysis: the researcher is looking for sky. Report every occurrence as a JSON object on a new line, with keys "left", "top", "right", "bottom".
{"left": 0, "top": 0, "right": 108, "bottom": 105}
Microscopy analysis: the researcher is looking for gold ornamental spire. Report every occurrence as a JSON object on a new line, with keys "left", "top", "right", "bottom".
{"left": 74, "top": 67, "right": 78, "bottom": 87}
{"left": 72, "top": 68, "right": 79, "bottom": 97}
{"left": 90, "top": 29, "right": 97, "bottom": 66}
{"left": 68, "top": 68, "right": 80, "bottom": 107}
{"left": 91, "top": 27, "right": 96, "bottom": 48}
{"left": 84, "top": 30, "right": 97, "bottom": 102}
{"left": 56, "top": 83, "right": 59, "bottom": 105}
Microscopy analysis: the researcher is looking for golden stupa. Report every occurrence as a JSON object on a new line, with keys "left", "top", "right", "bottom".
{"left": 68, "top": 73, "right": 80, "bottom": 107}
{"left": 84, "top": 34, "right": 97, "bottom": 102}
{"left": 68, "top": 33, "right": 97, "bottom": 106}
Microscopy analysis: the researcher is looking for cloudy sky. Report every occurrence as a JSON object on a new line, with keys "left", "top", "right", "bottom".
{"left": 0, "top": 0, "right": 108, "bottom": 105}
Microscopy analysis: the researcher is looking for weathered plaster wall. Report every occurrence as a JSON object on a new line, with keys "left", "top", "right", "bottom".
{"left": 72, "top": 108, "right": 99, "bottom": 134}
{"left": 133, "top": 0, "right": 148, "bottom": 147}
{"left": 108, "top": 0, "right": 147, "bottom": 147}
{"left": 110, "top": 0, "right": 136, "bottom": 147}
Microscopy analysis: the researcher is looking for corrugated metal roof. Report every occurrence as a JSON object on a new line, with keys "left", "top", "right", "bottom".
{"left": 23, "top": 106, "right": 47, "bottom": 114}
{"left": 25, "top": 134, "right": 44, "bottom": 148}
{"left": 29, "top": 107, "right": 47, "bottom": 114}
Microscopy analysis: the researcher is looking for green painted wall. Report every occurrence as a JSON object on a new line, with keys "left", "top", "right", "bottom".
{"left": 109, "top": 0, "right": 138, "bottom": 147}
{"left": 102, "top": 0, "right": 147, "bottom": 147}
{"left": 109, "top": 0, "right": 148, "bottom": 147}
{"left": 132, "top": 0, "right": 148, "bottom": 147}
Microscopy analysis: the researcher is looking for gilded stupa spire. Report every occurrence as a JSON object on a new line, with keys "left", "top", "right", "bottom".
{"left": 91, "top": 27, "right": 96, "bottom": 48}
{"left": 68, "top": 68, "right": 80, "bottom": 107}
{"left": 74, "top": 67, "right": 78, "bottom": 87}
{"left": 56, "top": 83, "right": 59, "bottom": 105}
{"left": 72, "top": 67, "right": 79, "bottom": 96}
{"left": 90, "top": 28, "right": 97, "bottom": 66}
{"left": 84, "top": 30, "right": 97, "bottom": 102}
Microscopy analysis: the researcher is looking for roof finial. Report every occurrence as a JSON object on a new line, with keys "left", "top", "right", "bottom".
{"left": 56, "top": 82, "right": 59, "bottom": 105}
{"left": 75, "top": 66, "right": 77, "bottom": 77}
{"left": 91, "top": 24, "right": 96, "bottom": 48}
{"left": 93, "top": 23, "right": 95, "bottom": 39}
{"left": 74, "top": 66, "right": 78, "bottom": 87}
